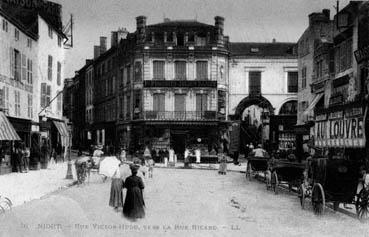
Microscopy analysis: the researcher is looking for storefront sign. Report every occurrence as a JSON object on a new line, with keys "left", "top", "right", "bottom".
{"left": 1, "top": 0, "right": 61, "bottom": 16}
{"left": 143, "top": 80, "right": 217, "bottom": 88}
{"left": 354, "top": 45, "right": 369, "bottom": 64}
{"left": 314, "top": 108, "right": 365, "bottom": 148}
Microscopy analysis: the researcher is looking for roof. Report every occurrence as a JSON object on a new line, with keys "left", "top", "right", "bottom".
{"left": 0, "top": 8, "right": 38, "bottom": 40}
{"left": 229, "top": 42, "right": 297, "bottom": 58}
{"left": 148, "top": 20, "right": 213, "bottom": 29}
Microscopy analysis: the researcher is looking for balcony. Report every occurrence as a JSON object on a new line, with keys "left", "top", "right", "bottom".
{"left": 142, "top": 111, "right": 217, "bottom": 121}
{"left": 143, "top": 80, "right": 217, "bottom": 88}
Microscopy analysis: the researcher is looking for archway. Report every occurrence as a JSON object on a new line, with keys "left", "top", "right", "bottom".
{"left": 233, "top": 95, "right": 274, "bottom": 155}
{"left": 278, "top": 99, "right": 297, "bottom": 115}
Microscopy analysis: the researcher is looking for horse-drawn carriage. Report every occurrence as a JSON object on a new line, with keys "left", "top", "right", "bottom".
{"left": 298, "top": 155, "right": 369, "bottom": 219}
{"left": 245, "top": 155, "right": 270, "bottom": 181}
{"left": 269, "top": 158, "right": 306, "bottom": 194}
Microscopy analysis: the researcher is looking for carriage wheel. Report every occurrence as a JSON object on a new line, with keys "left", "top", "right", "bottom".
{"left": 298, "top": 184, "right": 306, "bottom": 209}
{"left": 271, "top": 171, "right": 278, "bottom": 194}
{"left": 312, "top": 183, "right": 325, "bottom": 215}
{"left": 246, "top": 162, "right": 252, "bottom": 181}
{"left": 356, "top": 188, "right": 369, "bottom": 221}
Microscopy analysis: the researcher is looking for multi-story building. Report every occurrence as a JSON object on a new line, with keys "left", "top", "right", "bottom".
{"left": 115, "top": 16, "right": 230, "bottom": 157}
{"left": 0, "top": 9, "right": 38, "bottom": 174}
{"left": 0, "top": 0, "right": 69, "bottom": 171}
{"left": 228, "top": 41, "right": 298, "bottom": 151}
{"left": 297, "top": 9, "right": 333, "bottom": 125}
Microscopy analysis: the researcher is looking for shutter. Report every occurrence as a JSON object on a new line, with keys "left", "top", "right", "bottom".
{"left": 175, "top": 62, "right": 186, "bottom": 80}
{"left": 41, "top": 83, "right": 46, "bottom": 107}
{"left": 47, "top": 85, "right": 51, "bottom": 104}
{"left": 202, "top": 94, "right": 208, "bottom": 111}
{"left": 175, "top": 94, "right": 185, "bottom": 112}
{"left": 159, "top": 94, "right": 165, "bottom": 111}
{"left": 153, "top": 61, "right": 164, "bottom": 80}
{"left": 9, "top": 47, "right": 14, "bottom": 78}
{"left": 21, "top": 54, "right": 27, "bottom": 81}
{"left": 196, "top": 94, "right": 201, "bottom": 111}
{"left": 196, "top": 61, "right": 208, "bottom": 80}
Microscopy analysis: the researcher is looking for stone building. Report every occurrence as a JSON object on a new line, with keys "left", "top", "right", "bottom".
{"left": 115, "top": 16, "right": 230, "bottom": 157}
{"left": 228, "top": 42, "right": 298, "bottom": 150}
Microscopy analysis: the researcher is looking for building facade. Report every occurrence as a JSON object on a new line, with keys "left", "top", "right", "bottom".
{"left": 114, "top": 16, "right": 230, "bottom": 157}
{"left": 228, "top": 42, "right": 298, "bottom": 151}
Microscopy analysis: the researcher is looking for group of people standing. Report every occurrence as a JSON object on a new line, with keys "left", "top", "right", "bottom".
{"left": 40, "top": 139, "right": 65, "bottom": 169}
{"left": 12, "top": 142, "right": 30, "bottom": 173}
{"left": 109, "top": 149, "right": 150, "bottom": 220}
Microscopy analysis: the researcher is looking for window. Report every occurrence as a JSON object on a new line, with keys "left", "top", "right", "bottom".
{"left": 196, "top": 61, "right": 208, "bottom": 80}
{"left": 2, "top": 19, "right": 8, "bottom": 32}
{"left": 134, "top": 90, "right": 141, "bottom": 112}
{"left": 153, "top": 94, "right": 165, "bottom": 111}
{"left": 301, "top": 67, "right": 306, "bottom": 89}
{"left": 57, "top": 61, "right": 61, "bottom": 85}
{"left": 347, "top": 38, "right": 352, "bottom": 68}
{"left": 48, "top": 55, "right": 53, "bottom": 81}
{"left": 126, "top": 65, "right": 131, "bottom": 84}
{"left": 48, "top": 25, "right": 53, "bottom": 38}
{"left": 196, "top": 94, "right": 208, "bottom": 112}
{"left": 166, "top": 32, "right": 173, "bottom": 42}
{"left": 27, "top": 38, "right": 32, "bottom": 48}
{"left": 249, "top": 71, "right": 261, "bottom": 95}
{"left": 174, "top": 94, "right": 185, "bottom": 112}
{"left": 27, "top": 94, "right": 33, "bottom": 119}
{"left": 287, "top": 71, "right": 298, "bottom": 93}
{"left": 58, "top": 36, "right": 62, "bottom": 47}
{"left": 134, "top": 62, "right": 142, "bottom": 81}
{"left": 14, "top": 29, "right": 19, "bottom": 41}
{"left": 188, "top": 32, "right": 195, "bottom": 42}
{"left": 57, "top": 91, "right": 62, "bottom": 112}
{"left": 176, "top": 33, "right": 184, "bottom": 46}
{"left": 175, "top": 61, "right": 186, "bottom": 80}
{"left": 41, "top": 83, "right": 51, "bottom": 108}
{"left": 153, "top": 61, "right": 165, "bottom": 80}
{"left": 14, "top": 90, "right": 20, "bottom": 117}
{"left": 13, "top": 49, "right": 21, "bottom": 81}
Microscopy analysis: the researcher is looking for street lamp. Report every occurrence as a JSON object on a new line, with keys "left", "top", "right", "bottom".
{"left": 65, "top": 122, "right": 73, "bottom": 179}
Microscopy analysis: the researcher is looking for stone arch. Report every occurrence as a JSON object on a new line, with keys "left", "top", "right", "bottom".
{"left": 234, "top": 95, "right": 274, "bottom": 119}
{"left": 277, "top": 97, "right": 298, "bottom": 115}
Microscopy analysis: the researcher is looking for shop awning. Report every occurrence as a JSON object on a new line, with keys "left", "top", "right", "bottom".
{"left": 0, "top": 112, "right": 21, "bottom": 140}
{"left": 52, "top": 121, "right": 69, "bottom": 137}
{"left": 303, "top": 93, "right": 324, "bottom": 117}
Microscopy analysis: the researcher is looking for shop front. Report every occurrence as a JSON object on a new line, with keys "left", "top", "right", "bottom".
{"left": 313, "top": 102, "right": 367, "bottom": 166}
{"left": 0, "top": 112, "right": 21, "bottom": 175}
{"left": 269, "top": 115, "right": 297, "bottom": 157}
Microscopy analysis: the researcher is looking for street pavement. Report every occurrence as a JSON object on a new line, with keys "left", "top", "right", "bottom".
{"left": 0, "top": 167, "right": 369, "bottom": 237}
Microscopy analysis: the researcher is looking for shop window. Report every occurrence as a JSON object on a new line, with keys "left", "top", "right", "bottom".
{"left": 287, "top": 71, "right": 298, "bottom": 93}
{"left": 175, "top": 61, "right": 186, "bottom": 80}
{"left": 196, "top": 61, "right": 208, "bottom": 80}
{"left": 249, "top": 71, "right": 261, "bottom": 95}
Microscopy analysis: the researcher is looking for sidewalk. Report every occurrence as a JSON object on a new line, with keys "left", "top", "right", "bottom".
{"left": 0, "top": 159, "right": 78, "bottom": 207}
{"left": 155, "top": 161, "right": 247, "bottom": 173}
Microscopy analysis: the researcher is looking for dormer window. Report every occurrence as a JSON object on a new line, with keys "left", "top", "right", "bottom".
{"left": 188, "top": 32, "right": 195, "bottom": 42}
{"left": 166, "top": 32, "right": 173, "bottom": 42}
{"left": 250, "top": 48, "right": 259, "bottom": 53}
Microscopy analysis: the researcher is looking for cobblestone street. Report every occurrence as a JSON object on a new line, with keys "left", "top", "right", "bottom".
{"left": 0, "top": 168, "right": 368, "bottom": 237}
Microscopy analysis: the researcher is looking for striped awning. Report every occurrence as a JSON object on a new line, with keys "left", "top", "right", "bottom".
{"left": 0, "top": 112, "right": 21, "bottom": 140}
{"left": 52, "top": 121, "right": 69, "bottom": 137}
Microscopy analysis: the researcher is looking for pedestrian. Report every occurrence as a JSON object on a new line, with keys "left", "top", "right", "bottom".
{"left": 49, "top": 148, "right": 57, "bottom": 169}
{"left": 24, "top": 145, "right": 30, "bottom": 172}
{"left": 14, "top": 142, "right": 23, "bottom": 173}
{"left": 123, "top": 164, "right": 145, "bottom": 219}
{"left": 109, "top": 163, "right": 124, "bottom": 211}
{"left": 120, "top": 148, "right": 126, "bottom": 161}
{"left": 218, "top": 146, "right": 227, "bottom": 175}
{"left": 195, "top": 147, "right": 201, "bottom": 164}
{"left": 164, "top": 148, "right": 169, "bottom": 167}
{"left": 169, "top": 147, "right": 175, "bottom": 164}
{"left": 147, "top": 156, "right": 154, "bottom": 178}
{"left": 40, "top": 139, "right": 49, "bottom": 169}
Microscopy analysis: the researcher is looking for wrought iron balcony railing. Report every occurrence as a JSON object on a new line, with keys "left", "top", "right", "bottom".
{"left": 142, "top": 111, "right": 218, "bottom": 121}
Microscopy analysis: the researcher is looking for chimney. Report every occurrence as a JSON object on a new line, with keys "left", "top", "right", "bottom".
{"left": 136, "top": 16, "right": 147, "bottom": 44}
{"left": 111, "top": 31, "right": 118, "bottom": 47}
{"left": 224, "top": 35, "right": 229, "bottom": 47}
{"left": 100, "top": 36, "right": 107, "bottom": 53}
{"left": 94, "top": 45, "right": 100, "bottom": 59}
{"left": 322, "top": 9, "right": 330, "bottom": 19}
{"left": 164, "top": 18, "right": 170, "bottom": 22}
{"left": 272, "top": 38, "right": 276, "bottom": 43}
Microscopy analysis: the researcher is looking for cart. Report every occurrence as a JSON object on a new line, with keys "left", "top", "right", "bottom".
{"left": 269, "top": 159, "right": 306, "bottom": 194}
{"left": 245, "top": 155, "right": 270, "bottom": 182}
{"left": 299, "top": 156, "right": 369, "bottom": 220}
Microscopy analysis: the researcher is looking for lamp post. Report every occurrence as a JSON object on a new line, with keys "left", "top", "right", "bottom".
{"left": 65, "top": 122, "right": 73, "bottom": 179}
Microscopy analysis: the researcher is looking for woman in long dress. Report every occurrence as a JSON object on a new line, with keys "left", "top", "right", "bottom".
{"left": 109, "top": 164, "right": 124, "bottom": 211}
{"left": 123, "top": 165, "right": 145, "bottom": 219}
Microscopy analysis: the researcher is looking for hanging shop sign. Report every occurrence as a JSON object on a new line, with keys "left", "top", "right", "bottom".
{"left": 354, "top": 45, "right": 369, "bottom": 64}
{"left": 314, "top": 107, "right": 365, "bottom": 148}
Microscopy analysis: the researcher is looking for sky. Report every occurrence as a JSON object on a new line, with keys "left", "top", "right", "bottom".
{"left": 54, "top": 0, "right": 351, "bottom": 78}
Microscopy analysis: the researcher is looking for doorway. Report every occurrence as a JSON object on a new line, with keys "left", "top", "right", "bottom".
{"left": 171, "top": 132, "right": 186, "bottom": 160}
